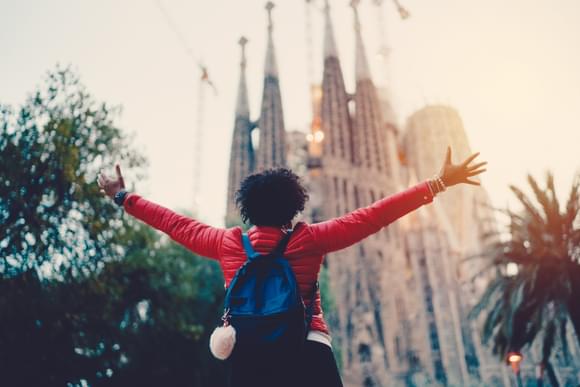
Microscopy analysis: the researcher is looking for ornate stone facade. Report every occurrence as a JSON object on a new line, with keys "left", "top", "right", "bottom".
{"left": 224, "top": 2, "right": 580, "bottom": 386}
{"left": 305, "top": 3, "right": 505, "bottom": 385}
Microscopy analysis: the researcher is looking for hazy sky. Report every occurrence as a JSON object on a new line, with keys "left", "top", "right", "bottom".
{"left": 2, "top": 0, "right": 579, "bottom": 226}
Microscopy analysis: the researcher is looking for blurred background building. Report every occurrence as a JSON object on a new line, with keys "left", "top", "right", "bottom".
{"left": 225, "top": 1, "right": 580, "bottom": 386}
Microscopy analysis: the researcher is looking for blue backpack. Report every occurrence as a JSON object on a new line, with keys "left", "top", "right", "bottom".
{"left": 221, "top": 229, "right": 318, "bottom": 360}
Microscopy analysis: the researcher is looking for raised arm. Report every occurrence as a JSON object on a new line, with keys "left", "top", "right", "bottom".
{"left": 309, "top": 181, "right": 433, "bottom": 254}
{"left": 309, "top": 147, "right": 487, "bottom": 254}
{"left": 97, "top": 165, "right": 225, "bottom": 260}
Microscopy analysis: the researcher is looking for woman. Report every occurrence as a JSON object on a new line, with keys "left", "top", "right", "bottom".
{"left": 97, "top": 147, "right": 486, "bottom": 387}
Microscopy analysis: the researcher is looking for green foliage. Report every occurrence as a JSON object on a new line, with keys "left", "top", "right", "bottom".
{"left": 87, "top": 226, "right": 227, "bottom": 386}
{"left": 471, "top": 172, "right": 580, "bottom": 383}
{"left": 0, "top": 221, "right": 227, "bottom": 386}
{"left": 0, "top": 67, "right": 227, "bottom": 386}
{"left": 0, "top": 66, "right": 145, "bottom": 277}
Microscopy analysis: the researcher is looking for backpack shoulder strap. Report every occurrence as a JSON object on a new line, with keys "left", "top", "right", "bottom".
{"left": 241, "top": 228, "right": 295, "bottom": 261}
{"left": 241, "top": 233, "right": 261, "bottom": 261}
{"left": 270, "top": 229, "right": 294, "bottom": 257}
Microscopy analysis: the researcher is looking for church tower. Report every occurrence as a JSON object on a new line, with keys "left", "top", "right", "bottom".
{"left": 313, "top": 2, "right": 403, "bottom": 385}
{"left": 351, "top": 0, "right": 398, "bottom": 180}
{"left": 317, "top": 0, "right": 356, "bottom": 222}
{"left": 223, "top": 2, "right": 523, "bottom": 385}
{"left": 320, "top": 0, "right": 353, "bottom": 167}
{"left": 255, "top": 1, "right": 286, "bottom": 170}
{"left": 226, "top": 37, "right": 255, "bottom": 225}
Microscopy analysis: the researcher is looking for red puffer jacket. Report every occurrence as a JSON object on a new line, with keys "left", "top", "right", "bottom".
{"left": 123, "top": 181, "right": 433, "bottom": 334}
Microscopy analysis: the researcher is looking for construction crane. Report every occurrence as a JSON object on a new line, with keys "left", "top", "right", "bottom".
{"left": 373, "top": 0, "right": 411, "bottom": 66}
{"left": 153, "top": 0, "right": 217, "bottom": 212}
{"left": 193, "top": 64, "right": 217, "bottom": 210}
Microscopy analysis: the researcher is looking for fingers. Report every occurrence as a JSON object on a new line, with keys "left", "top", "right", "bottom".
{"left": 467, "top": 161, "right": 487, "bottom": 171}
{"left": 97, "top": 170, "right": 113, "bottom": 189}
{"left": 445, "top": 146, "right": 452, "bottom": 164}
{"left": 467, "top": 168, "right": 486, "bottom": 177}
{"left": 464, "top": 178, "right": 481, "bottom": 186}
{"left": 115, "top": 164, "right": 126, "bottom": 189}
{"left": 97, "top": 173, "right": 106, "bottom": 188}
{"left": 461, "top": 152, "right": 480, "bottom": 167}
{"left": 97, "top": 173, "right": 108, "bottom": 196}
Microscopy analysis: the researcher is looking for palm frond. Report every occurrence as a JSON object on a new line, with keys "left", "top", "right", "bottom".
{"left": 504, "top": 280, "right": 526, "bottom": 340}
{"left": 529, "top": 173, "right": 560, "bottom": 232}
{"left": 469, "top": 276, "right": 504, "bottom": 320}
{"left": 482, "top": 295, "right": 505, "bottom": 344}
{"left": 526, "top": 265, "right": 540, "bottom": 294}
{"left": 559, "top": 311, "right": 570, "bottom": 363}
{"left": 473, "top": 171, "right": 580, "bottom": 364}
{"left": 545, "top": 172, "right": 561, "bottom": 222}
{"left": 542, "top": 318, "right": 556, "bottom": 363}
{"left": 509, "top": 184, "right": 544, "bottom": 225}
{"left": 564, "top": 174, "right": 579, "bottom": 232}
{"left": 466, "top": 260, "right": 500, "bottom": 283}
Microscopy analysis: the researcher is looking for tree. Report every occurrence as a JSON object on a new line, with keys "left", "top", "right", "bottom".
{"left": 82, "top": 225, "right": 228, "bottom": 387}
{"left": 0, "top": 65, "right": 144, "bottom": 385}
{"left": 0, "top": 67, "right": 228, "bottom": 386}
{"left": 0, "top": 66, "right": 145, "bottom": 277}
{"left": 0, "top": 220, "right": 228, "bottom": 387}
{"left": 470, "top": 172, "right": 580, "bottom": 386}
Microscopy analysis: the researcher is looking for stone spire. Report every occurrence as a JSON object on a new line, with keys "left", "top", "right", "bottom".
{"left": 236, "top": 36, "right": 250, "bottom": 116}
{"left": 264, "top": 1, "right": 278, "bottom": 77}
{"left": 256, "top": 1, "right": 286, "bottom": 170}
{"left": 350, "top": 0, "right": 396, "bottom": 176}
{"left": 323, "top": 0, "right": 338, "bottom": 59}
{"left": 372, "top": 0, "right": 398, "bottom": 126}
{"left": 320, "top": 0, "right": 354, "bottom": 163}
{"left": 351, "top": 0, "right": 372, "bottom": 81}
{"left": 226, "top": 36, "right": 255, "bottom": 225}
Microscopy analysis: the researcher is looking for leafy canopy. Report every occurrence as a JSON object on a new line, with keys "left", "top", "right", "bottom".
{"left": 0, "top": 67, "right": 228, "bottom": 386}
{"left": 470, "top": 172, "right": 580, "bottom": 369}
{"left": 0, "top": 66, "right": 145, "bottom": 277}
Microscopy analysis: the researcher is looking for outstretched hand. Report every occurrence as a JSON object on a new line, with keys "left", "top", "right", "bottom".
{"left": 97, "top": 164, "right": 126, "bottom": 199}
{"left": 439, "top": 147, "right": 487, "bottom": 187}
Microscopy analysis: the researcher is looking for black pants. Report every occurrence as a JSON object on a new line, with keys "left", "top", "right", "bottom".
{"left": 228, "top": 340, "right": 343, "bottom": 387}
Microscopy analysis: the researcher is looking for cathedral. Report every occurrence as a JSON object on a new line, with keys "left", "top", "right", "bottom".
{"left": 224, "top": 2, "right": 580, "bottom": 386}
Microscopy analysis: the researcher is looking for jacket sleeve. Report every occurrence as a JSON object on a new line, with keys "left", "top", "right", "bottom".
{"left": 123, "top": 193, "right": 225, "bottom": 260}
{"left": 308, "top": 181, "right": 434, "bottom": 254}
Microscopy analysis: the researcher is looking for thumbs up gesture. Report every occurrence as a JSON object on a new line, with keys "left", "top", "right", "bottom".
{"left": 97, "top": 164, "right": 126, "bottom": 199}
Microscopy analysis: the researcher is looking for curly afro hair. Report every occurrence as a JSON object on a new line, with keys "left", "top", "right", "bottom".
{"left": 235, "top": 168, "right": 309, "bottom": 227}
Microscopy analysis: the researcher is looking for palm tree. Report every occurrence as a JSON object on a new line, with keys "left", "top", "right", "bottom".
{"left": 470, "top": 172, "right": 580, "bottom": 387}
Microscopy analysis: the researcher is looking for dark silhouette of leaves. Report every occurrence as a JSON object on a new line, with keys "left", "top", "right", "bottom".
{"left": 470, "top": 172, "right": 580, "bottom": 386}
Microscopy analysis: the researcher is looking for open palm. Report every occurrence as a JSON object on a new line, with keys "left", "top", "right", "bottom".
{"left": 439, "top": 146, "right": 487, "bottom": 187}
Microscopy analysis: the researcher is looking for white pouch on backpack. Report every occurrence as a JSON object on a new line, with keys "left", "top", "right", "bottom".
{"left": 209, "top": 323, "right": 236, "bottom": 360}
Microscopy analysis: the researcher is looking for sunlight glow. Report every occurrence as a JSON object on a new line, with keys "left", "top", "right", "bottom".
{"left": 506, "top": 262, "right": 519, "bottom": 276}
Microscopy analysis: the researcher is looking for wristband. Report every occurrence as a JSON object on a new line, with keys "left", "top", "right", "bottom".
{"left": 426, "top": 180, "right": 436, "bottom": 197}
{"left": 436, "top": 176, "right": 447, "bottom": 192}
{"left": 114, "top": 190, "right": 128, "bottom": 206}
